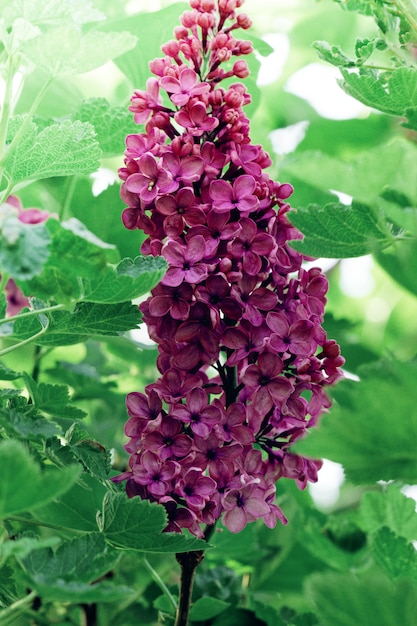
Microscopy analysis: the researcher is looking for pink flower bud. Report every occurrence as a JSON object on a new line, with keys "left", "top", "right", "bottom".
{"left": 233, "top": 60, "right": 249, "bottom": 78}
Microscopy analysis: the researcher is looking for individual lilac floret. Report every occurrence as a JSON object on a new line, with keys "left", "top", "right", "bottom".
{"left": 116, "top": 0, "right": 344, "bottom": 536}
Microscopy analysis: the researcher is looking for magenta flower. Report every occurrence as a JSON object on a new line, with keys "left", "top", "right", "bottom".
{"left": 125, "top": 153, "right": 176, "bottom": 203}
{"left": 242, "top": 352, "right": 294, "bottom": 415}
{"left": 131, "top": 451, "right": 180, "bottom": 498}
{"left": 176, "top": 467, "right": 216, "bottom": 510}
{"left": 142, "top": 417, "right": 193, "bottom": 461}
{"left": 209, "top": 174, "right": 259, "bottom": 213}
{"left": 228, "top": 216, "right": 275, "bottom": 275}
{"left": 160, "top": 67, "right": 210, "bottom": 106}
{"left": 161, "top": 235, "right": 210, "bottom": 287}
{"left": 222, "top": 482, "right": 271, "bottom": 533}
{"left": 172, "top": 387, "right": 221, "bottom": 437}
{"left": 174, "top": 100, "right": 219, "bottom": 135}
{"left": 129, "top": 78, "right": 163, "bottom": 124}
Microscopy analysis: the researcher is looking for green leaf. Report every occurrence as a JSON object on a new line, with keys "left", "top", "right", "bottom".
{"left": 371, "top": 527, "right": 417, "bottom": 582}
{"left": 33, "top": 472, "right": 107, "bottom": 533}
{"left": 297, "top": 514, "right": 367, "bottom": 571}
{"left": 109, "top": 4, "right": 188, "bottom": 87}
{"left": 289, "top": 201, "right": 395, "bottom": 258}
{"left": 65, "top": 423, "right": 110, "bottom": 481}
{"left": 0, "top": 212, "right": 50, "bottom": 280}
{"left": 5, "top": 116, "right": 101, "bottom": 187}
{"left": 357, "top": 485, "right": 417, "bottom": 541}
{"left": 20, "top": 533, "right": 132, "bottom": 603}
{"left": 21, "top": 533, "right": 119, "bottom": 585}
{"left": 0, "top": 536, "right": 60, "bottom": 562}
{"left": 313, "top": 40, "right": 355, "bottom": 67}
{"left": 22, "top": 25, "right": 137, "bottom": 77}
{"left": 189, "top": 597, "right": 231, "bottom": 622}
{"left": 0, "top": 364, "right": 22, "bottom": 380}
{"left": 0, "top": 404, "right": 62, "bottom": 440}
{"left": 72, "top": 98, "right": 139, "bottom": 158}
{"left": 340, "top": 67, "right": 417, "bottom": 117}
{"left": 11, "top": 301, "right": 142, "bottom": 346}
{"left": 294, "top": 359, "right": 417, "bottom": 484}
{"left": 376, "top": 238, "right": 417, "bottom": 297}
{"left": 281, "top": 139, "right": 417, "bottom": 214}
{"left": 0, "top": 439, "right": 81, "bottom": 519}
{"left": 82, "top": 255, "right": 167, "bottom": 304}
{"left": 101, "top": 492, "right": 207, "bottom": 553}
{"left": 24, "top": 375, "right": 86, "bottom": 419}
{"left": 306, "top": 571, "right": 417, "bottom": 626}
{"left": 17, "top": 218, "right": 118, "bottom": 304}
{"left": 0, "top": 564, "right": 17, "bottom": 608}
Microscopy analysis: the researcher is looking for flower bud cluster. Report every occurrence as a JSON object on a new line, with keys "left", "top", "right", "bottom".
{"left": 116, "top": 0, "right": 344, "bottom": 536}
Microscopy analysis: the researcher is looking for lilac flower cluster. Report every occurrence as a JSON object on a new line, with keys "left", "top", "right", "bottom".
{"left": 115, "top": 0, "right": 344, "bottom": 536}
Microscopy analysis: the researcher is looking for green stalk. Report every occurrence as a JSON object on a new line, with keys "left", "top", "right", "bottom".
{"left": 0, "top": 76, "right": 54, "bottom": 170}
{"left": 7, "top": 515, "right": 88, "bottom": 536}
{"left": 0, "top": 322, "right": 49, "bottom": 356}
{"left": 0, "top": 590, "right": 37, "bottom": 625}
{"left": 0, "top": 303, "right": 65, "bottom": 326}
{"left": 395, "top": 0, "right": 417, "bottom": 37}
{"left": 142, "top": 557, "right": 178, "bottom": 614}
{"left": 0, "top": 55, "right": 16, "bottom": 162}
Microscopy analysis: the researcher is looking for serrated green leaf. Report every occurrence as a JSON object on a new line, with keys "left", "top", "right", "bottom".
{"left": 0, "top": 405, "right": 62, "bottom": 440}
{"left": 24, "top": 375, "right": 86, "bottom": 419}
{"left": 0, "top": 536, "right": 60, "bottom": 562}
{"left": 0, "top": 213, "right": 50, "bottom": 280}
{"left": 20, "top": 533, "right": 132, "bottom": 602}
{"left": 65, "top": 423, "right": 110, "bottom": 481}
{"left": 294, "top": 359, "right": 417, "bottom": 484}
{"left": 189, "top": 597, "right": 231, "bottom": 622}
{"left": 22, "top": 25, "right": 137, "bottom": 77}
{"left": 354, "top": 37, "right": 386, "bottom": 63}
{"left": 306, "top": 571, "right": 417, "bottom": 626}
{"left": 0, "top": 564, "right": 17, "bottom": 608}
{"left": 82, "top": 255, "right": 167, "bottom": 304}
{"left": 281, "top": 139, "right": 417, "bottom": 215}
{"left": 0, "top": 439, "right": 81, "bottom": 519}
{"left": 340, "top": 67, "right": 417, "bottom": 118}
{"left": 371, "top": 527, "right": 417, "bottom": 582}
{"left": 313, "top": 40, "right": 355, "bottom": 67}
{"left": 5, "top": 116, "right": 101, "bottom": 188}
{"left": 17, "top": 218, "right": 118, "bottom": 304}
{"left": 33, "top": 472, "right": 106, "bottom": 533}
{"left": 21, "top": 533, "right": 119, "bottom": 585}
{"left": 289, "top": 201, "right": 395, "bottom": 257}
{"left": 72, "top": 98, "right": 139, "bottom": 158}
{"left": 11, "top": 301, "right": 142, "bottom": 346}
{"left": 101, "top": 492, "right": 207, "bottom": 553}
{"left": 357, "top": 485, "right": 417, "bottom": 541}
{"left": 0, "top": 363, "right": 22, "bottom": 380}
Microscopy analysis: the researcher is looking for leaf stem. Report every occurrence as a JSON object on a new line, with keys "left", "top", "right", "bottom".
{"left": 0, "top": 322, "right": 49, "bottom": 356}
{"left": 0, "top": 303, "right": 65, "bottom": 326}
{"left": 142, "top": 557, "right": 178, "bottom": 613}
{"left": 174, "top": 550, "right": 205, "bottom": 626}
{"left": 6, "top": 515, "right": 89, "bottom": 535}
{"left": 0, "top": 55, "right": 16, "bottom": 163}
{"left": 0, "top": 589, "right": 37, "bottom": 624}
{"left": 0, "top": 77, "right": 54, "bottom": 170}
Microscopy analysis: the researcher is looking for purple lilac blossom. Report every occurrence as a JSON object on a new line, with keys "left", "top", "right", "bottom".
{"left": 115, "top": 0, "right": 345, "bottom": 536}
